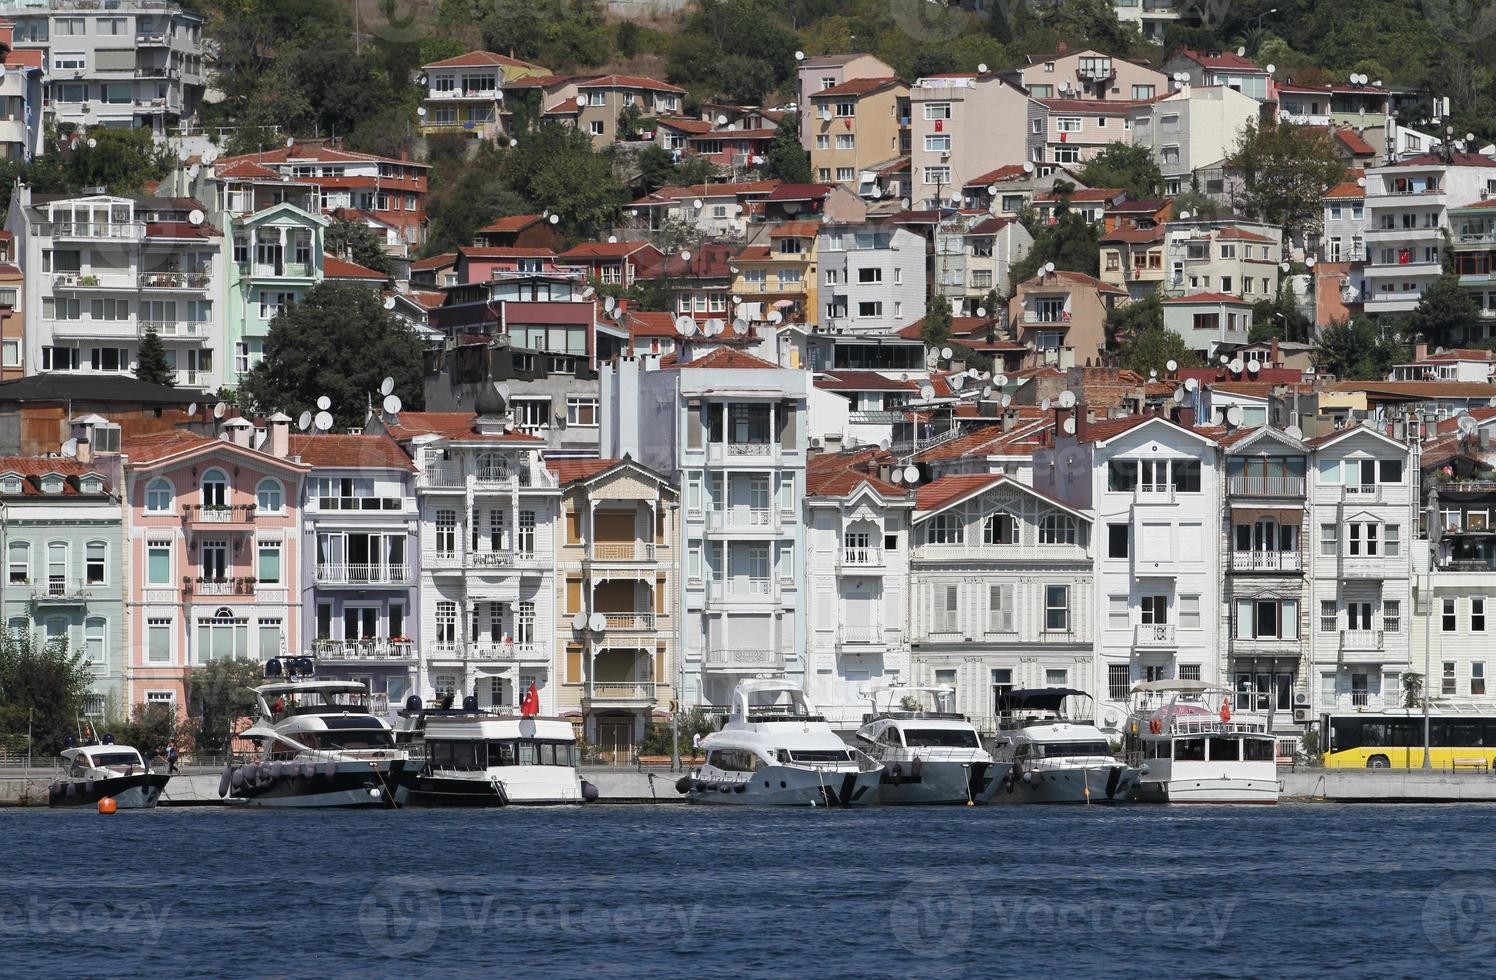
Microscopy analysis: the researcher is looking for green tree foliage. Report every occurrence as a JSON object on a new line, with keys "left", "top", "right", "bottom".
{"left": 920, "top": 288, "right": 952, "bottom": 346}
{"left": 1119, "top": 325, "right": 1201, "bottom": 378}
{"left": 1249, "top": 290, "right": 1313, "bottom": 344}
{"left": 422, "top": 146, "right": 533, "bottom": 257}
{"left": 239, "top": 283, "right": 426, "bottom": 428}
{"left": 1012, "top": 194, "right": 1102, "bottom": 284}
{"left": 184, "top": 657, "right": 265, "bottom": 757}
{"left": 766, "top": 114, "right": 812, "bottom": 185}
{"left": 1077, "top": 143, "right": 1163, "bottom": 199}
{"left": 505, "top": 121, "right": 628, "bottom": 237}
{"left": 633, "top": 145, "right": 718, "bottom": 196}
{"left": 325, "top": 217, "right": 395, "bottom": 277}
{"left": 1104, "top": 290, "right": 1163, "bottom": 348}
{"left": 1171, "top": 189, "right": 1223, "bottom": 222}
{"left": 1226, "top": 120, "right": 1349, "bottom": 239}
{"left": 668, "top": 0, "right": 799, "bottom": 103}
{"left": 0, "top": 628, "right": 94, "bottom": 755}
{"left": 1312, "top": 316, "right": 1405, "bottom": 380}
{"left": 135, "top": 327, "right": 175, "bottom": 387}
{"left": 1406, "top": 274, "right": 1482, "bottom": 349}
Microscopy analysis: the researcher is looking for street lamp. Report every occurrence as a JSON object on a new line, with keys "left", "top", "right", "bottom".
{"left": 1255, "top": 8, "right": 1278, "bottom": 31}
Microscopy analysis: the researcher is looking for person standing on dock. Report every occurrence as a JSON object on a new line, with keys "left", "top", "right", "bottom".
{"left": 166, "top": 742, "right": 180, "bottom": 775}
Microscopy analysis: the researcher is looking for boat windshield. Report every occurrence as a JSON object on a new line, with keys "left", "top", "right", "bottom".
{"left": 302, "top": 730, "right": 395, "bottom": 750}
{"left": 781, "top": 749, "right": 853, "bottom": 763}
{"left": 1038, "top": 741, "right": 1112, "bottom": 758}
{"left": 903, "top": 729, "right": 980, "bottom": 749}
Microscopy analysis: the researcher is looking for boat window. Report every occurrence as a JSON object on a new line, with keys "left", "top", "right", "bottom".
{"left": 1145, "top": 741, "right": 1166, "bottom": 759}
{"left": 488, "top": 740, "right": 517, "bottom": 766}
{"left": 788, "top": 749, "right": 853, "bottom": 763}
{"left": 902, "top": 729, "right": 981, "bottom": 749}
{"left": 1206, "top": 737, "right": 1239, "bottom": 762}
{"left": 517, "top": 741, "right": 539, "bottom": 766}
{"left": 427, "top": 740, "right": 483, "bottom": 770}
{"left": 1243, "top": 737, "right": 1277, "bottom": 761}
{"left": 1041, "top": 741, "right": 1110, "bottom": 758}
{"left": 708, "top": 748, "right": 759, "bottom": 771}
{"left": 484, "top": 740, "right": 575, "bottom": 767}
{"left": 1175, "top": 737, "right": 1206, "bottom": 761}
{"left": 89, "top": 751, "right": 140, "bottom": 768}
{"left": 314, "top": 730, "right": 394, "bottom": 750}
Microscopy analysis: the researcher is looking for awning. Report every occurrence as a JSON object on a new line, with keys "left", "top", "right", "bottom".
{"left": 772, "top": 299, "right": 796, "bottom": 309}
{"left": 1230, "top": 506, "right": 1303, "bottom": 523}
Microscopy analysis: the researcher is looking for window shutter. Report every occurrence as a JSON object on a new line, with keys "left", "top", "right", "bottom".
{"left": 566, "top": 507, "right": 582, "bottom": 544}
{"left": 655, "top": 574, "right": 668, "bottom": 615}
{"left": 1001, "top": 584, "right": 1015, "bottom": 633}
{"left": 566, "top": 576, "right": 582, "bottom": 614}
{"left": 566, "top": 643, "right": 583, "bottom": 683}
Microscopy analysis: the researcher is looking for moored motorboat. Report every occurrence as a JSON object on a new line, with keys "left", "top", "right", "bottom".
{"left": 1125, "top": 680, "right": 1280, "bottom": 804}
{"left": 49, "top": 742, "right": 170, "bottom": 809}
{"left": 989, "top": 689, "right": 1139, "bottom": 804}
{"left": 856, "top": 686, "right": 1009, "bottom": 805}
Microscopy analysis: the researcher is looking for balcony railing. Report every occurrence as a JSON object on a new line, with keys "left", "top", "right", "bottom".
{"left": 723, "top": 577, "right": 773, "bottom": 596}
{"left": 1341, "top": 484, "right": 1383, "bottom": 503}
{"left": 707, "top": 507, "right": 772, "bottom": 531}
{"left": 1228, "top": 475, "right": 1306, "bottom": 496}
{"left": 39, "top": 222, "right": 143, "bottom": 240}
{"left": 601, "top": 612, "right": 655, "bottom": 631}
{"left": 141, "top": 319, "right": 208, "bottom": 336}
{"left": 139, "top": 271, "right": 211, "bottom": 290}
{"left": 704, "top": 648, "right": 785, "bottom": 671}
{"left": 590, "top": 542, "right": 656, "bottom": 561}
{"left": 1230, "top": 551, "right": 1304, "bottom": 572}
{"left": 1021, "top": 310, "right": 1069, "bottom": 324}
{"left": 584, "top": 682, "right": 657, "bottom": 703}
{"left": 30, "top": 583, "right": 91, "bottom": 604}
{"left": 182, "top": 503, "right": 256, "bottom": 525}
{"left": 1341, "top": 629, "right": 1385, "bottom": 652}
{"left": 313, "top": 638, "right": 415, "bottom": 661}
{"left": 314, "top": 563, "right": 412, "bottom": 585}
{"left": 1134, "top": 623, "right": 1177, "bottom": 647}
{"left": 839, "top": 547, "right": 883, "bottom": 567}
{"left": 838, "top": 625, "right": 896, "bottom": 645}
{"left": 707, "top": 441, "right": 776, "bottom": 462}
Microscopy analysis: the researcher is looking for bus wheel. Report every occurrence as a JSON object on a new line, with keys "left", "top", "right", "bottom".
{"left": 1366, "top": 755, "right": 1390, "bottom": 769}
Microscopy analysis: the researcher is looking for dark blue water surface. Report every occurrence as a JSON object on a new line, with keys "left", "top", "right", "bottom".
{"left": 3, "top": 802, "right": 1494, "bottom": 977}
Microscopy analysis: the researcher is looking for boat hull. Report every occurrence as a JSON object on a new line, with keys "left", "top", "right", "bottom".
{"left": 1135, "top": 775, "right": 1280, "bottom": 804}
{"left": 49, "top": 772, "right": 170, "bottom": 809}
{"left": 683, "top": 765, "right": 882, "bottom": 807}
{"left": 222, "top": 759, "right": 406, "bottom": 808}
{"left": 393, "top": 769, "right": 584, "bottom": 807}
{"left": 989, "top": 765, "right": 1138, "bottom": 805}
{"left": 875, "top": 760, "right": 1013, "bottom": 805}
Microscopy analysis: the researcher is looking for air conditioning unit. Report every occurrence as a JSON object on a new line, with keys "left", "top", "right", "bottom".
{"left": 1292, "top": 707, "right": 1315, "bottom": 723}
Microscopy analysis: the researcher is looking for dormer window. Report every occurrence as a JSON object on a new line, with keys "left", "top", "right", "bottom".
{"left": 79, "top": 477, "right": 102, "bottom": 494}
{"left": 0, "top": 476, "right": 21, "bottom": 494}
{"left": 41, "top": 476, "right": 64, "bottom": 494}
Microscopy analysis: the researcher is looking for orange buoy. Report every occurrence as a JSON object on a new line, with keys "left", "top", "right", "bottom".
{"left": 97, "top": 797, "right": 117, "bottom": 814}
{"left": 1220, "top": 703, "right": 1232, "bottom": 723}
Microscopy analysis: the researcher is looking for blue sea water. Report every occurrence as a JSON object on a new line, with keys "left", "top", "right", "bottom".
{"left": 2, "top": 802, "right": 1493, "bottom": 977}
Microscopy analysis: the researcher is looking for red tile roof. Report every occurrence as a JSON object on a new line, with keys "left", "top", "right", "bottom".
{"left": 1018, "top": 269, "right": 1129, "bottom": 295}
{"left": 1323, "top": 180, "right": 1365, "bottom": 200}
{"left": 288, "top": 434, "right": 415, "bottom": 470}
{"left": 381, "top": 412, "right": 545, "bottom": 443}
{"left": 1173, "top": 47, "right": 1263, "bottom": 71}
{"left": 806, "top": 450, "right": 908, "bottom": 498}
{"left": 218, "top": 143, "right": 430, "bottom": 170}
{"left": 766, "top": 183, "right": 834, "bottom": 201}
{"left": 814, "top": 371, "right": 918, "bottom": 392}
{"left": 1037, "top": 98, "right": 1145, "bottom": 114}
{"left": 477, "top": 214, "right": 547, "bottom": 234}
{"left": 547, "top": 458, "right": 620, "bottom": 485}
{"left": 914, "top": 473, "right": 1004, "bottom": 512}
{"left": 810, "top": 76, "right": 904, "bottom": 98}
{"left": 422, "top": 50, "right": 548, "bottom": 71}
{"left": 0, "top": 457, "right": 109, "bottom": 495}
{"left": 964, "top": 165, "right": 1028, "bottom": 189}
{"left": 576, "top": 74, "right": 685, "bottom": 94}
{"left": 544, "top": 97, "right": 581, "bottom": 115}
{"left": 1163, "top": 292, "right": 1252, "bottom": 304}
{"left": 559, "top": 241, "right": 656, "bottom": 259}
{"left": 1417, "top": 348, "right": 1496, "bottom": 363}
{"left": 669, "top": 347, "right": 781, "bottom": 370}
{"left": 1216, "top": 227, "right": 1275, "bottom": 243}
{"left": 654, "top": 116, "right": 714, "bottom": 134}
{"left": 1333, "top": 128, "right": 1376, "bottom": 155}
{"left": 215, "top": 158, "right": 287, "bottom": 181}
{"left": 411, "top": 252, "right": 457, "bottom": 271}
{"left": 769, "top": 220, "right": 820, "bottom": 238}
{"left": 323, "top": 254, "right": 388, "bottom": 280}
{"left": 1385, "top": 152, "right": 1496, "bottom": 169}
{"left": 1035, "top": 188, "right": 1126, "bottom": 203}
{"left": 1101, "top": 225, "right": 1165, "bottom": 243}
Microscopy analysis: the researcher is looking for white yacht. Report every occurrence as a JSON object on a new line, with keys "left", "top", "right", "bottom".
{"left": 392, "top": 698, "right": 590, "bottom": 806}
{"left": 1126, "top": 680, "right": 1280, "bottom": 804}
{"left": 855, "top": 686, "right": 1010, "bottom": 805}
{"left": 989, "top": 689, "right": 1140, "bottom": 804}
{"left": 677, "top": 679, "right": 884, "bottom": 807}
{"left": 219, "top": 659, "right": 408, "bottom": 808}
{"left": 49, "top": 742, "right": 170, "bottom": 809}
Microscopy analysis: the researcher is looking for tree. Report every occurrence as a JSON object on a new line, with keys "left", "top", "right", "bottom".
{"left": 667, "top": 0, "right": 798, "bottom": 104}
{"left": 1012, "top": 195, "right": 1102, "bottom": 284}
{"left": 422, "top": 165, "right": 532, "bottom": 257}
{"left": 504, "top": 121, "right": 628, "bottom": 238}
{"left": 1226, "top": 120, "right": 1348, "bottom": 240}
{"left": 1406, "top": 274, "right": 1482, "bottom": 349}
{"left": 1118, "top": 326, "right": 1201, "bottom": 378}
{"left": 239, "top": 282, "right": 426, "bottom": 429}
{"left": 920, "top": 288, "right": 952, "bottom": 346}
{"left": 184, "top": 657, "right": 266, "bottom": 758}
{"left": 1104, "top": 290, "right": 1163, "bottom": 349}
{"left": 1078, "top": 143, "right": 1163, "bottom": 199}
{"left": 326, "top": 217, "right": 394, "bottom": 277}
{"left": 65, "top": 127, "right": 171, "bottom": 195}
{"left": 1250, "top": 288, "right": 1313, "bottom": 344}
{"left": 765, "top": 114, "right": 811, "bottom": 185}
{"left": 0, "top": 627, "right": 94, "bottom": 755}
{"left": 135, "top": 326, "right": 175, "bottom": 387}
{"left": 1312, "top": 316, "right": 1404, "bottom": 380}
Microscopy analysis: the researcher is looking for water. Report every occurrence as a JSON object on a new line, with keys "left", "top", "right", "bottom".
{"left": 3, "top": 803, "right": 1493, "bottom": 977}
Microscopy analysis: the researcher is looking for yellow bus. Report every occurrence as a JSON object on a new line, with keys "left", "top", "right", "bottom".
{"left": 1323, "top": 711, "right": 1496, "bottom": 769}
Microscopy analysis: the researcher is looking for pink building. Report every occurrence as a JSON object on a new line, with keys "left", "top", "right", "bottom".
{"left": 122, "top": 416, "right": 310, "bottom": 713}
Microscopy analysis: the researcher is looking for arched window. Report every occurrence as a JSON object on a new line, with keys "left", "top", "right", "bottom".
{"left": 85, "top": 540, "right": 107, "bottom": 585}
{"left": 1039, "top": 513, "right": 1077, "bottom": 546}
{"left": 984, "top": 512, "right": 1017, "bottom": 545}
{"left": 201, "top": 468, "right": 228, "bottom": 508}
{"left": 145, "top": 477, "right": 174, "bottom": 513}
{"left": 46, "top": 542, "right": 68, "bottom": 594}
{"left": 256, "top": 477, "right": 284, "bottom": 513}
{"left": 7, "top": 540, "right": 29, "bottom": 586}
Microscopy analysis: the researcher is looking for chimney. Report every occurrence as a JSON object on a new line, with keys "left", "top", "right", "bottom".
{"left": 1414, "top": 341, "right": 1428, "bottom": 361}
{"left": 1270, "top": 336, "right": 1280, "bottom": 367}
{"left": 75, "top": 437, "right": 92, "bottom": 465}
{"left": 223, "top": 418, "right": 254, "bottom": 448}
{"left": 1179, "top": 405, "right": 1196, "bottom": 428}
{"left": 266, "top": 412, "right": 291, "bottom": 458}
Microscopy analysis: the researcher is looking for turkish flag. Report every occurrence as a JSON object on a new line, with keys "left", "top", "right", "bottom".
{"left": 1060, "top": 131, "right": 1067, "bottom": 143}
{"left": 521, "top": 683, "right": 540, "bottom": 717}
{"left": 934, "top": 119, "right": 943, "bottom": 132}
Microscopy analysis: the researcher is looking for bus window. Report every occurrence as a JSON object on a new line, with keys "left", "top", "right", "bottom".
{"left": 1175, "top": 738, "right": 1206, "bottom": 761}
{"left": 1207, "top": 737, "right": 1239, "bottom": 762}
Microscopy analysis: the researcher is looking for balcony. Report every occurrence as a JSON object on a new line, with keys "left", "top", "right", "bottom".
{"left": 703, "top": 648, "right": 785, "bottom": 672}
{"left": 314, "top": 563, "right": 413, "bottom": 586}
{"left": 1340, "top": 629, "right": 1385, "bottom": 654}
{"left": 600, "top": 612, "right": 656, "bottom": 632}
{"left": 837, "top": 547, "right": 885, "bottom": 570}
{"left": 718, "top": 577, "right": 773, "bottom": 598}
{"left": 52, "top": 272, "right": 134, "bottom": 291}
{"left": 237, "top": 261, "right": 315, "bottom": 280}
{"left": 1134, "top": 484, "right": 1176, "bottom": 505}
{"left": 139, "top": 271, "right": 211, "bottom": 290}
{"left": 1340, "top": 484, "right": 1383, "bottom": 504}
{"left": 465, "top": 549, "right": 542, "bottom": 570}
{"left": 837, "top": 625, "right": 900, "bottom": 649}
{"left": 1020, "top": 309, "right": 1070, "bottom": 325}
{"left": 41, "top": 222, "right": 143, "bottom": 241}
{"left": 186, "top": 578, "right": 256, "bottom": 597}
{"left": 706, "top": 441, "right": 776, "bottom": 464}
{"left": 1230, "top": 550, "right": 1304, "bottom": 573}
{"left": 589, "top": 542, "right": 656, "bottom": 562}
{"left": 1340, "top": 556, "right": 1390, "bottom": 579}
{"left": 582, "top": 682, "right": 658, "bottom": 706}
{"left": 1134, "top": 623, "right": 1177, "bottom": 648}
{"left": 141, "top": 319, "right": 209, "bottom": 337}
{"left": 705, "top": 507, "right": 773, "bottom": 533}
{"left": 313, "top": 638, "right": 415, "bottom": 662}
{"left": 182, "top": 503, "right": 256, "bottom": 530}
{"left": 30, "top": 582, "right": 92, "bottom": 605}
{"left": 1228, "top": 475, "right": 1306, "bottom": 497}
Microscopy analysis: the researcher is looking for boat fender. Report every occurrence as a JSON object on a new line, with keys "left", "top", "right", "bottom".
{"left": 65, "top": 781, "right": 77, "bottom": 797}
{"left": 48, "top": 781, "right": 60, "bottom": 798}
{"left": 581, "top": 780, "right": 599, "bottom": 803}
{"left": 733, "top": 783, "right": 746, "bottom": 793}
{"left": 218, "top": 768, "right": 233, "bottom": 798}
{"left": 890, "top": 763, "right": 903, "bottom": 784}
{"left": 323, "top": 760, "right": 337, "bottom": 779}
{"left": 84, "top": 776, "right": 94, "bottom": 792}
{"left": 675, "top": 776, "right": 692, "bottom": 794}
{"left": 1003, "top": 778, "right": 1015, "bottom": 794}
{"left": 230, "top": 767, "right": 246, "bottom": 789}
{"left": 719, "top": 784, "right": 731, "bottom": 794}
{"left": 1022, "top": 771, "right": 1033, "bottom": 783}
{"left": 1105, "top": 765, "right": 1122, "bottom": 801}
{"left": 267, "top": 762, "right": 280, "bottom": 779}
{"left": 910, "top": 758, "right": 923, "bottom": 781}
{"left": 241, "top": 764, "right": 258, "bottom": 784}
{"left": 1219, "top": 703, "right": 1231, "bottom": 723}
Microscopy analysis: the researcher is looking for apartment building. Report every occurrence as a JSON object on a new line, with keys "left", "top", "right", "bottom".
{"left": 0, "top": 20, "right": 43, "bottom": 162}
{"left": 1101, "top": 225, "right": 1166, "bottom": 298}
{"left": 731, "top": 221, "right": 818, "bottom": 326}
{"left": 1277, "top": 82, "right": 1395, "bottom": 156}
{"left": 1446, "top": 200, "right": 1496, "bottom": 330}
{"left": 1161, "top": 48, "right": 1274, "bottom": 101}
{"left": 1003, "top": 46, "right": 1166, "bottom": 101}
{"left": 1163, "top": 219, "right": 1284, "bottom": 300}
{"left": 557, "top": 240, "right": 664, "bottom": 289}
{"left": 223, "top": 200, "right": 327, "bottom": 384}
{"left": 1112, "top": 0, "right": 1196, "bottom": 41}
{"left": 1129, "top": 85, "right": 1261, "bottom": 195}
{"left": 419, "top": 50, "right": 550, "bottom": 141}
{"left": 961, "top": 216, "right": 1033, "bottom": 307}
{"left": 0, "top": 446, "right": 124, "bottom": 719}
{"left": 6, "top": 187, "right": 225, "bottom": 389}
{"left": 1321, "top": 179, "right": 1369, "bottom": 266}
{"left": 1162, "top": 292, "right": 1253, "bottom": 355}
{"left": 120, "top": 418, "right": 308, "bottom": 712}
{"left": 1305, "top": 424, "right": 1417, "bottom": 718}
{"left": 624, "top": 180, "right": 781, "bottom": 238}
{"left": 1362, "top": 154, "right": 1496, "bottom": 317}
{"left": 550, "top": 457, "right": 677, "bottom": 754}
{"left": 816, "top": 222, "right": 925, "bottom": 334}
{"left": 298, "top": 434, "right": 421, "bottom": 712}
{"left": 1026, "top": 98, "right": 1139, "bottom": 173}
{"left": 909, "top": 471, "right": 1096, "bottom": 730}
{"left": 602, "top": 347, "right": 808, "bottom": 712}
{"left": 796, "top": 53, "right": 897, "bottom": 148}
{"left": 806, "top": 76, "right": 908, "bottom": 189}
{"left": 802, "top": 451, "right": 912, "bottom": 726}
{"left": 1421, "top": 438, "right": 1496, "bottom": 710}
{"left": 1008, "top": 270, "right": 1127, "bottom": 369}
{"left": 558, "top": 75, "right": 685, "bottom": 147}
{"left": 4, "top": 0, "right": 205, "bottom": 135}
{"left": 0, "top": 232, "right": 23, "bottom": 379}
{"left": 382, "top": 401, "right": 561, "bottom": 714}
{"left": 910, "top": 73, "right": 1032, "bottom": 208}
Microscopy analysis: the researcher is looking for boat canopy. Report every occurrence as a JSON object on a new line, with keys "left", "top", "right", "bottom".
{"left": 1128, "top": 679, "right": 1228, "bottom": 695}
{"left": 995, "top": 688, "right": 1090, "bottom": 713}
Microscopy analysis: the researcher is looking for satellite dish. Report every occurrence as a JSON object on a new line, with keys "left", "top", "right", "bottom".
{"left": 1306, "top": 257, "right": 1316, "bottom": 268}
{"left": 605, "top": 295, "right": 617, "bottom": 313}
{"left": 731, "top": 294, "right": 743, "bottom": 304}
{"left": 975, "top": 307, "right": 987, "bottom": 318}
{"left": 1229, "top": 359, "right": 1244, "bottom": 374}
{"left": 870, "top": 187, "right": 882, "bottom": 199}
{"left": 297, "top": 411, "right": 312, "bottom": 431}
{"left": 571, "top": 612, "right": 588, "bottom": 631}
{"left": 680, "top": 250, "right": 692, "bottom": 262}
{"left": 995, "top": 374, "right": 1008, "bottom": 387}
{"left": 509, "top": 138, "right": 519, "bottom": 148}
{"left": 383, "top": 395, "right": 402, "bottom": 416}
{"left": 61, "top": 437, "right": 77, "bottom": 458}
{"left": 889, "top": 469, "right": 903, "bottom": 484}
{"left": 314, "top": 411, "right": 334, "bottom": 431}
{"left": 380, "top": 376, "right": 395, "bottom": 396}
{"left": 1043, "top": 261, "right": 1055, "bottom": 274}
{"left": 497, "top": 383, "right": 512, "bottom": 401}
{"left": 925, "top": 350, "right": 940, "bottom": 367}
{"left": 203, "top": 148, "right": 218, "bottom": 164}
{"left": 919, "top": 384, "right": 936, "bottom": 400}
{"left": 548, "top": 214, "right": 560, "bottom": 225}
{"left": 795, "top": 50, "right": 805, "bottom": 61}
{"left": 1219, "top": 355, "right": 1230, "bottom": 365}
{"left": 1179, "top": 211, "right": 1191, "bottom": 220}
{"left": 692, "top": 199, "right": 704, "bottom": 209}
{"left": 1236, "top": 46, "right": 1246, "bottom": 56}
{"left": 317, "top": 396, "right": 332, "bottom": 411}
{"left": 188, "top": 208, "right": 204, "bottom": 225}
{"left": 977, "top": 63, "right": 988, "bottom": 73}
{"left": 186, "top": 402, "right": 198, "bottom": 416}
{"left": 1226, "top": 406, "right": 1244, "bottom": 426}
{"left": 1041, "top": 398, "right": 1052, "bottom": 411}
{"left": 732, "top": 318, "right": 749, "bottom": 333}
{"left": 1059, "top": 390, "right": 1076, "bottom": 408}
{"left": 1000, "top": 393, "right": 1012, "bottom": 407}
{"left": 1266, "top": 64, "right": 1276, "bottom": 75}
{"left": 213, "top": 402, "right": 226, "bottom": 419}
{"left": 940, "top": 346, "right": 954, "bottom": 360}
{"left": 1247, "top": 359, "right": 1261, "bottom": 373}
{"left": 416, "top": 106, "right": 427, "bottom": 117}
{"left": 1166, "top": 359, "right": 1178, "bottom": 372}
{"left": 1284, "top": 424, "right": 1303, "bottom": 440}
{"left": 176, "top": 145, "right": 189, "bottom": 161}
{"left": 1062, "top": 417, "right": 1076, "bottom": 435}
{"left": 607, "top": 235, "right": 618, "bottom": 244}
{"left": 588, "top": 612, "right": 607, "bottom": 633}
{"left": 383, "top": 295, "right": 397, "bottom": 310}
{"left": 715, "top": 115, "right": 728, "bottom": 126}
{"left": 902, "top": 465, "right": 919, "bottom": 484}
{"left": 1185, "top": 378, "right": 1199, "bottom": 392}
{"left": 1459, "top": 414, "right": 1479, "bottom": 435}
{"left": 1023, "top": 161, "right": 1035, "bottom": 174}
{"left": 680, "top": 319, "right": 698, "bottom": 337}
{"left": 285, "top": 136, "right": 296, "bottom": 148}
{"left": 768, "top": 311, "right": 782, "bottom": 324}
{"left": 1173, "top": 388, "right": 1185, "bottom": 404}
